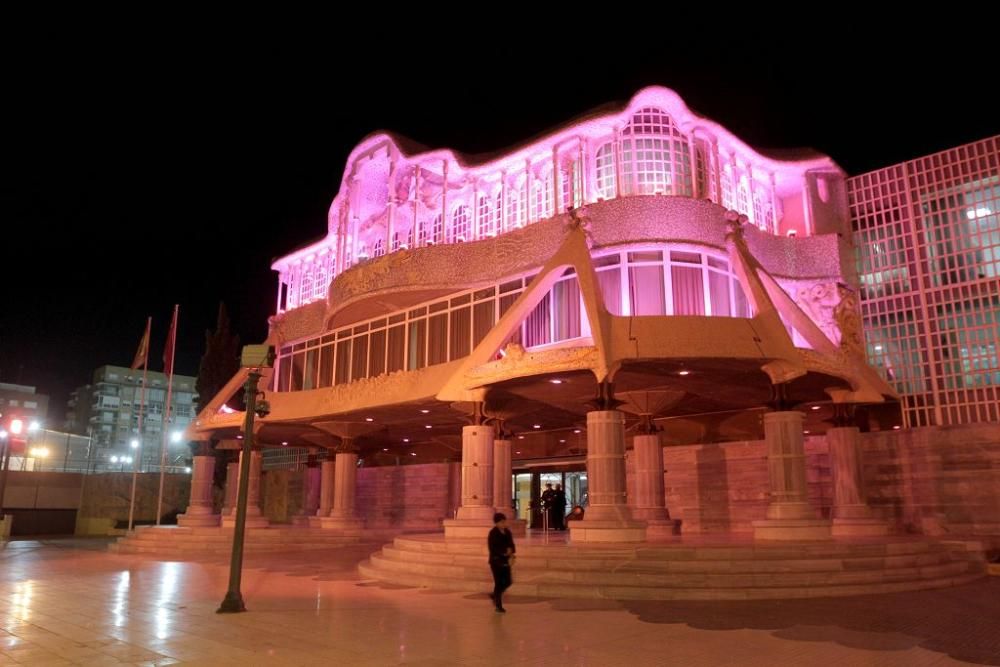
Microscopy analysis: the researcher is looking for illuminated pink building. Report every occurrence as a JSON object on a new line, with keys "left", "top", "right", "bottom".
{"left": 120, "top": 88, "right": 998, "bottom": 600}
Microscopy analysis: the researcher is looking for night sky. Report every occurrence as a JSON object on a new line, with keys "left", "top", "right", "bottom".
{"left": 3, "top": 37, "right": 997, "bottom": 424}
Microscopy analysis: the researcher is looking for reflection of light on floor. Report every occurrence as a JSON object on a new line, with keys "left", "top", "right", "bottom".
{"left": 113, "top": 571, "right": 130, "bottom": 627}
{"left": 155, "top": 562, "right": 180, "bottom": 639}
{"left": 9, "top": 580, "right": 34, "bottom": 622}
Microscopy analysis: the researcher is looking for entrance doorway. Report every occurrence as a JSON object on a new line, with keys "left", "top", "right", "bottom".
{"left": 511, "top": 463, "right": 588, "bottom": 530}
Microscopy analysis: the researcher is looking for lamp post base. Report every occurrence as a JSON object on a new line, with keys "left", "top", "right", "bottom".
{"left": 216, "top": 591, "right": 247, "bottom": 614}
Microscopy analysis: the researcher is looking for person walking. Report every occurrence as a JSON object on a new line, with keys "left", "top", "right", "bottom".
{"left": 488, "top": 512, "right": 516, "bottom": 613}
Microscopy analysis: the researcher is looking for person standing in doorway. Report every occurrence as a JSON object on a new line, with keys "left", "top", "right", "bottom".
{"left": 540, "top": 483, "right": 555, "bottom": 529}
{"left": 488, "top": 512, "right": 516, "bottom": 613}
{"left": 552, "top": 484, "right": 567, "bottom": 530}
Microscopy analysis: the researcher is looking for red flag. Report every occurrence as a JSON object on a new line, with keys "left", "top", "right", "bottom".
{"left": 163, "top": 305, "right": 179, "bottom": 377}
{"left": 131, "top": 318, "right": 151, "bottom": 370}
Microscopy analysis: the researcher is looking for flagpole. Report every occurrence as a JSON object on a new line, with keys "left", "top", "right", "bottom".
{"left": 157, "top": 305, "right": 179, "bottom": 525}
{"left": 127, "top": 317, "right": 152, "bottom": 532}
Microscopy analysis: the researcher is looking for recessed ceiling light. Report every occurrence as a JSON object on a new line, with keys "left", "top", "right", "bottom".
{"left": 811, "top": 406, "right": 821, "bottom": 411}
{"left": 281, "top": 441, "right": 288, "bottom": 446}
{"left": 559, "top": 439, "right": 566, "bottom": 443}
{"left": 403, "top": 438, "right": 410, "bottom": 443}
{"left": 518, "top": 435, "right": 524, "bottom": 440}
{"left": 803, "top": 430, "right": 810, "bottom": 434}
{"left": 533, "top": 424, "right": 541, "bottom": 429}
{"left": 893, "top": 425, "right": 901, "bottom": 430}
{"left": 410, "top": 452, "right": 417, "bottom": 456}
{"left": 549, "top": 379, "right": 563, "bottom": 384}
{"left": 425, "top": 425, "right": 433, "bottom": 429}
{"left": 678, "top": 370, "right": 690, "bottom": 376}
{"left": 515, "top": 451, "right": 521, "bottom": 454}
{"left": 382, "top": 448, "right": 389, "bottom": 452}
{"left": 420, "top": 409, "right": 430, "bottom": 414}
{"left": 236, "top": 435, "right": 243, "bottom": 439}
{"left": 573, "top": 429, "right": 582, "bottom": 434}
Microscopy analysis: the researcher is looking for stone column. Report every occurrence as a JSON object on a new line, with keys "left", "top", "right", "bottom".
{"left": 570, "top": 410, "right": 646, "bottom": 543}
{"left": 311, "top": 458, "right": 336, "bottom": 527}
{"left": 828, "top": 425, "right": 888, "bottom": 536}
{"left": 293, "top": 455, "right": 322, "bottom": 526}
{"left": 222, "top": 461, "right": 238, "bottom": 517}
{"left": 222, "top": 449, "right": 268, "bottom": 529}
{"left": 630, "top": 433, "right": 676, "bottom": 537}
{"left": 177, "top": 455, "right": 221, "bottom": 527}
{"left": 752, "top": 411, "right": 830, "bottom": 540}
{"left": 443, "top": 424, "right": 495, "bottom": 538}
{"left": 321, "top": 441, "right": 363, "bottom": 531}
{"left": 492, "top": 436, "right": 525, "bottom": 536}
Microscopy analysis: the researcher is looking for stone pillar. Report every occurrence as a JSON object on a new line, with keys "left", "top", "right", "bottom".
{"left": 443, "top": 424, "right": 496, "bottom": 538}
{"left": 828, "top": 426, "right": 888, "bottom": 536}
{"left": 752, "top": 411, "right": 830, "bottom": 540}
{"left": 320, "top": 442, "right": 363, "bottom": 531}
{"left": 222, "top": 450, "right": 268, "bottom": 529}
{"left": 293, "top": 458, "right": 322, "bottom": 526}
{"left": 311, "top": 459, "right": 336, "bottom": 527}
{"left": 177, "top": 455, "right": 221, "bottom": 527}
{"left": 493, "top": 436, "right": 525, "bottom": 536}
{"left": 630, "top": 434, "right": 677, "bottom": 537}
{"left": 222, "top": 461, "right": 238, "bottom": 517}
{"left": 570, "top": 410, "right": 646, "bottom": 543}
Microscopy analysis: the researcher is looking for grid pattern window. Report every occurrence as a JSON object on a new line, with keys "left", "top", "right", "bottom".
{"left": 849, "top": 136, "right": 1000, "bottom": 426}
{"left": 451, "top": 205, "right": 470, "bottom": 242}
{"left": 620, "top": 108, "right": 692, "bottom": 197}
{"left": 478, "top": 195, "right": 495, "bottom": 237}
{"left": 595, "top": 143, "right": 616, "bottom": 199}
{"left": 274, "top": 245, "right": 751, "bottom": 393}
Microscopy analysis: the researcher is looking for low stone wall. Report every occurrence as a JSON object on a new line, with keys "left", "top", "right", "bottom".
{"left": 356, "top": 463, "right": 460, "bottom": 530}
{"left": 654, "top": 422, "right": 1000, "bottom": 538}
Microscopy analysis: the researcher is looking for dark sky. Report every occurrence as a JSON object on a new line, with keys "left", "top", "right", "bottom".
{"left": 3, "top": 36, "right": 997, "bottom": 424}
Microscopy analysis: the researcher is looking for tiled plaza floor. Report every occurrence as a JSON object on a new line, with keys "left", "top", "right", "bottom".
{"left": 1, "top": 536, "right": 998, "bottom": 666}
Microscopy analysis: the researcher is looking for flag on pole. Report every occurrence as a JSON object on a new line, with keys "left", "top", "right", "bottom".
{"left": 163, "top": 305, "right": 179, "bottom": 377}
{"left": 131, "top": 318, "right": 152, "bottom": 370}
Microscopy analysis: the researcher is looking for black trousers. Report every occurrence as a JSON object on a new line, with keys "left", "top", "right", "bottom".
{"left": 490, "top": 563, "right": 512, "bottom": 605}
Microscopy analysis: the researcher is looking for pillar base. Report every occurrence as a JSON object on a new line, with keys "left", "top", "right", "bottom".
{"left": 177, "top": 509, "right": 221, "bottom": 528}
{"left": 320, "top": 516, "right": 364, "bottom": 531}
{"left": 307, "top": 515, "right": 325, "bottom": 528}
{"left": 753, "top": 518, "right": 832, "bottom": 541}
{"left": 291, "top": 515, "right": 312, "bottom": 527}
{"left": 644, "top": 519, "right": 682, "bottom": 538}
{"left": 569, "top": 519, "right": 647, "bottom": 543}
{"left": 0, "top": 515, "right": 12, "bottom": 540}
{"left": 494, "top": 516, "right": 527, "bottom": 537}
{"left": 766, "top": 502, "right": 817, "bottom": 521}
{"left": 832, "top": 517, "right": 890, "bottom": 537}
{"left": 442, "top": 518, "right": 495, "bottom": 539}
{"left": 221, "top": 515, "right": 270, "bottom": 529}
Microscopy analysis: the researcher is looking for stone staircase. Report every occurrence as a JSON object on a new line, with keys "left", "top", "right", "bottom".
{"left": 359, "top": 534, "right": 988, "bottom": 600}
{"left": 109, "top": 525, "right": 362, "bottom": 557}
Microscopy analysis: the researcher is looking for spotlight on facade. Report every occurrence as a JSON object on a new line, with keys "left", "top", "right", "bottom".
{"left": 382, "top": 448, "right": 389, "bottom": 452}
{"left": 130, "top": 439, "right": 139, "bottom": 448}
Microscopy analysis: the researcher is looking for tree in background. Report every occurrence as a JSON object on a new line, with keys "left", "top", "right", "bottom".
{"left": 192, "top": 303, "right": 241, "bottom": 489}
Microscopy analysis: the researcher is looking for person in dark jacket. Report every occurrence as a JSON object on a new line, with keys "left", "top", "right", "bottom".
{"left": 487, "top": 512, "right": 516, "bottom": 613}
{"left": 552, "top": 484, "right": 567, "bottom": 530}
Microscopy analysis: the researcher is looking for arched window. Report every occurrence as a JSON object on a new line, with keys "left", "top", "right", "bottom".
{"left": 494, "top": 191, "right": 503, "bottom": 234}
{"left": 391, "top": 231, "right": 402, "bottom": 251}
{"left": 507, "top": 185, "right": 523, "bottom": 229}
{"left": 753, "top": 191, "right": 768, "bottom": 232}
{"left": 431, "top": 214, "right": 443, "bottom": 244}
{"left": 721, "top": 165, "right": 735, "bottom": 209}
{"left": 299, "top": 267, "right": 314, "bottom": 304}
{"left": 621, "top": 107, "right": 692, "bottom": 197}
{"left": 531, "top": 180, "right": 545, "bottom": 222}
{"left": 736, "top": 179, "right": 750, "bottom": 219}
{"left": 595, "top": 143, "right": 616, "bottom": 199}
{"left": 313, "top": 261, "right": 328, "bottom": 301}
{"left": 373, "top": 238, "right": 385, "bottom": 257}
{"left": 478, "top": 195, "right": 494, "bottom": 237}
{"left": 451, "top": 205, "right": 469, "bottom": 242}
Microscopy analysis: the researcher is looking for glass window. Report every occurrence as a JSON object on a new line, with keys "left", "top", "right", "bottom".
{"left": 553, "top": 277, "right": 582, "bottom": 340}
{"left": 525, "top": 293, "right": 551, "bottom": 347}
{"left": 352, "top": 336, "right": 369, "bottom": 381}
{"left": 387, "top": 324, "right": 406, "bottom": 373}
{"left": 335, "top": 339, "right": 352, "bottom": 384}
{"left": 428, "top": 313, "right": 448, "bottom": 365}
{"left": 369, "top": 329, "right": 386, "bottom": 377}
{"left": 671, "top": 264, "right": 705, "bottom": 315}
{"left": 629, "top": 264, "right": 666, "bottom": 315}
{"left": 708, "top": 271, "right": 732, "bottom": 317}
{"left": 319, "top": 344, "right": 335, "bottom": 387}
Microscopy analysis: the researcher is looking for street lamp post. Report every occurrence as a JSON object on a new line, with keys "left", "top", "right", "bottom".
{"left": 218, "top": 344, "right": 273, "bottom": 614}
